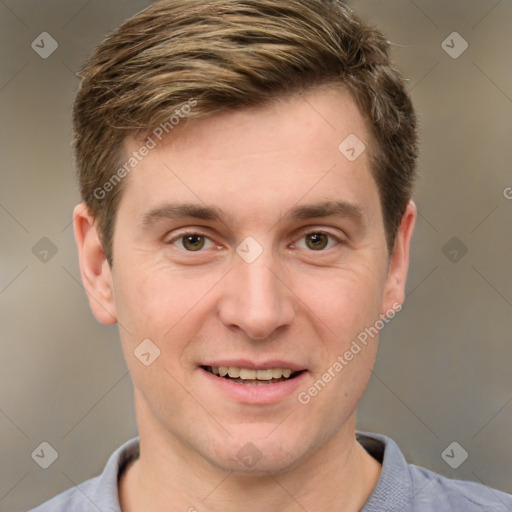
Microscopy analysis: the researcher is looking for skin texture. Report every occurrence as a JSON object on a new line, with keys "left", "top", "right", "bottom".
{"left": 74, "top": 87, "right": 416, "bottom": 512}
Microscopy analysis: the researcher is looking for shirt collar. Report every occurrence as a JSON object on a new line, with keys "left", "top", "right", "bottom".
{"left": 357, "top": 432, "right": 414, "bottom": 511}
{"left": 99, "top": 433, "right": 413, "bottom": 512}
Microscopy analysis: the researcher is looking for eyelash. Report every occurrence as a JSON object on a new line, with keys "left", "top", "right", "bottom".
{"left": 170, "top": 231, "right": 218, "bottom": 251}
{"left": 167, "top": 229, "right": 344, "bottom": 252}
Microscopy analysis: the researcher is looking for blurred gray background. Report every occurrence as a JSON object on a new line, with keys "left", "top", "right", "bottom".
{"left": 1, "top": 0, "right": 511, "bottom": 510}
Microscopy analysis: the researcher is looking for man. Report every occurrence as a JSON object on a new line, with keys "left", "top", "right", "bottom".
{"left": 31, "top": 0, "right": 512, "bottom": 510}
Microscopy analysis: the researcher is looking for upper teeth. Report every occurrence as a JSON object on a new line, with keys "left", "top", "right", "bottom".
{"left": 211, "top": 366, "right": 293, "bottom": 380}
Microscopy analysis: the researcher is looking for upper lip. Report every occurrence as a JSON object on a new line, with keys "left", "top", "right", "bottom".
{"left": 200, "top": 359, "right": 307, "bottom": 372}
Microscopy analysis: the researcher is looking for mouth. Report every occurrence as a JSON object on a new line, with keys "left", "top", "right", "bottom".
{"left": 201, "top": 365, "right": 305, "bottom": 385}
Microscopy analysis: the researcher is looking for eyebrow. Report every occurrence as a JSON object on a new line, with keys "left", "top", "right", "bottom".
{"left": 281, "top": 201, "right": 366, "bottom": 226}
{"left": 140, "top": 203, "right": 235, "bottom": 228}
{"left": 139, "top": 200, "right": 366, "bottom": 229}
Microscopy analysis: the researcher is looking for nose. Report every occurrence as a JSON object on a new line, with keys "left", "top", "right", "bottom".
{"left": 217, "top": 249, "right": 296, "bottom": 340}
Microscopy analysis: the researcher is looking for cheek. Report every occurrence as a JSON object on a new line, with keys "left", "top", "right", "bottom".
{"left": 296, "top": 263, "right": 386, "bottom": 343}
{"left": 295, "top": 269, "right": 383, "bottom": 432}
{"left": 112, "top": 261, "right": 225, "bottom": 351}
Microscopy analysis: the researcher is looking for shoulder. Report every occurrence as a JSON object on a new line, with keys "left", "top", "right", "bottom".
{"left": 409, "top": 464, "right": 512, "bottom": 512}
{"left": 28, "top": 437, "right": 139, "bottom": 512}
{"left": 358, "top": 432, "right": 512, "bottom": 512}
{"left": 28, "top": 475, "right": 106, "bottom": 511}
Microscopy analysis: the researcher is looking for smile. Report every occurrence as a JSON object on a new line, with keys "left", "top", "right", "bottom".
{"left": 202, "top": 365, "right": 303, "bottom": 385}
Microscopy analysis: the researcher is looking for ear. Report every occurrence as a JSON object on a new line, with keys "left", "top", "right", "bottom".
{"left": 73, "top": 203, "right": 117, "bottom": 325}
{"left": 381, "top": 200, "right": 416, "bottom": 314}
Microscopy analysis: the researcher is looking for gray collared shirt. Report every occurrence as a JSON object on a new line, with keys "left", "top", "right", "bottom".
{"left": 29, "top": 433, "right": 512, "bottom": 511}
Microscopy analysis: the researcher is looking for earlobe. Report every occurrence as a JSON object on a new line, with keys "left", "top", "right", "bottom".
{"left": 73, "top": 203, "right": 118, "bottom": 325}
{"left": 382, "top": 200, "right": 417, "bottom": 313}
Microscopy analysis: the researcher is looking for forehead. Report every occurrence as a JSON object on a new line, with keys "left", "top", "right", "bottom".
{"left": 118, "top": 87, "right": 380, "bottom": 228}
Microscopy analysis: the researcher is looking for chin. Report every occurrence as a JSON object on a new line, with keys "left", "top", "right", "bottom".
{"left": 201, "top": 429, "right": 313, "bottom": 476}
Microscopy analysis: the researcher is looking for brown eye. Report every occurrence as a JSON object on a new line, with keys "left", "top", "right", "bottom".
{"left": 305, "top": 233, "right": 329, "bottom": 250}
{"left": 182, "top": 234, "right": 206, "bottom": 251}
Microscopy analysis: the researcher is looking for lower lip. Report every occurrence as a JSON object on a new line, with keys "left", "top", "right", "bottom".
{"left": 199, "top": 367, "right": 308, "bottom": 405}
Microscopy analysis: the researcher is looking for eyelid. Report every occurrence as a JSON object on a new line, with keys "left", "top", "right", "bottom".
{"left": 291, "top": 225, "right": 347, "bottom": 242}
{"left": 165, "top": 229, "right": 218, "bottom": 250}
{"left": 292, "top": 231, "right": 343, "bottom": 250}
{"left": 164, "top": 226, "right": 347, "bottom": 250}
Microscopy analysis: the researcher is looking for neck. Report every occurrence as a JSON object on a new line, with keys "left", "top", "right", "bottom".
{"left": 120, "top": 405, "right": 381, "bottom": 512}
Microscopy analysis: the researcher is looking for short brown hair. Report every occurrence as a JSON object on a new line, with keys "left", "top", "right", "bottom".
{"left": 73, "top": 0, "right": 418, "bottom": 264}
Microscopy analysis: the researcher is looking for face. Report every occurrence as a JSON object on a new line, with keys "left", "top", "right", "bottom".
{"left": 75, "top": 87, "right": 415, "bottom": 475}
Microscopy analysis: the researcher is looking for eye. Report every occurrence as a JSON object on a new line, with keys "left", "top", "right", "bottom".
{"left": 295, "top": 232, "right": 339, "bottom": 251}
{"left": 171, "top": 232, "right": 216, "bottom": 251}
